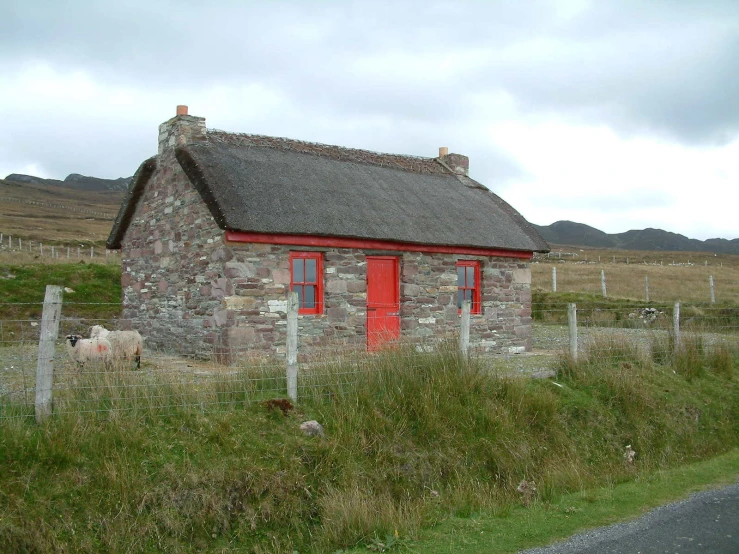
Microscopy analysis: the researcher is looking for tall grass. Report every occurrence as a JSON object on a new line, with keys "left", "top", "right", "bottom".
{"left": 1, "top": 339, "right": 737, "bottom": 553}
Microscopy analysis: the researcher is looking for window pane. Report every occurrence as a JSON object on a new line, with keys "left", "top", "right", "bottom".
{"left": 464, "top": 289, "right": 472, "bottom": 302}
{"left": 457, "top": 290, "right": 463, "bottom": 309}
{"left": 306, "top": 259, "right": 316, "bottom": 283}
{"left": 304, "top": 286, "right": 315, "bottom": 308}
{"left": 466, "top": 266, "right": 475, "bottom": 286}
{"left": 295, "top": 286, "right": 304, "bottom": 307}
{"left": 293, "top": 259, "right": 304, "bottom": 283}
{"left": 457, "top": 267, "right": 465, "bottom": 287}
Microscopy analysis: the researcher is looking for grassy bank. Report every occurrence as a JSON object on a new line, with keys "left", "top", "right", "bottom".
{"left": 398, "top": 448, "right": 739, "bottom": 554}
{"left": 1, "top": 337, "right": 737, "bottom": 553}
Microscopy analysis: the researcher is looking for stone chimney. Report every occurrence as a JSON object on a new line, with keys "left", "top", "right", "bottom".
{"left": 437, "top": 147, "right": 469, "bottom": 176}
{"left": 158, "top": 105, "right": 207, "bottom": 156}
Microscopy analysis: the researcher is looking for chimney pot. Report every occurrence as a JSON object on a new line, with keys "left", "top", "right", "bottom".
{"left": 439, "top": 146, "right": 449, "bottom": 157}
{"left": 176, "top": 105, "right": 188, "bottom": 116}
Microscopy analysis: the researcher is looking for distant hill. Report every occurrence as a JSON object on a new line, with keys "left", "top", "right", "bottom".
{"left": 534, "top": 221, "right": 739, "bottom": 255}
{"left": 0, "top": 177, "right": 124, "bottom": 245}
{"left": 5, "top": 173, "right": 132, "bottom": 192}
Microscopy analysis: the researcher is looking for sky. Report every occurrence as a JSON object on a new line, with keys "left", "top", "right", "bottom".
{"left": 1, "top": 0, "right": 738, "bottom": 241}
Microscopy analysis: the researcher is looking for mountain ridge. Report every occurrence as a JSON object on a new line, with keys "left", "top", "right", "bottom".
{"left": 4, "top": 172, "right": 132, "bottom": 192}
{"left": 534, "top": 221, "right": 739, "bottom": 255}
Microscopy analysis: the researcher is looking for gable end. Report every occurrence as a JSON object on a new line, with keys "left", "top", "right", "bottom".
{"left": 107, "top": 157, "right": 157, "bottom": 249}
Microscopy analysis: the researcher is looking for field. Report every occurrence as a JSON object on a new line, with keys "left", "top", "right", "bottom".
{"left": 532, "top": 246, "right": 739, "bottom": 305}
{"left": 0, "top": 178, "right": 122, "bottom": 246}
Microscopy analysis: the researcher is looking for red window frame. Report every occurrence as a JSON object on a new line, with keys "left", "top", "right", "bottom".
{"left": 290, "top": 252, "right": 323, "bottom": 315}
{"left": 457, "top": 260, "right": 481, "bottom": 314}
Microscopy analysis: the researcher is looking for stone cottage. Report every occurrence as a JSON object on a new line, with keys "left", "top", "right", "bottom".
{"left": 107, "top": 106, "right": 549, "bottom": 360}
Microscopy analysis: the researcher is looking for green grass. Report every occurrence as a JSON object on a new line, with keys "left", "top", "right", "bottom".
{"left": 387, "top": 449, "right": 739, "bottom": 554}
{"left": 0, "top": 262, "right": 121, "bottom": 321}
{"left": 1, "top": 337, "right": 737, "bottom": 553}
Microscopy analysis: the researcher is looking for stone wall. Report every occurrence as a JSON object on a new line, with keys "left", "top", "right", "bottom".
{"left": 120, "top": 147, "right": 228, "bottom": 357}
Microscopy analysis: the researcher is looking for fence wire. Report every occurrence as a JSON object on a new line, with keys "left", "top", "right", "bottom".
{"left": 1, "top": 301, "right": 737, "bottom": 420}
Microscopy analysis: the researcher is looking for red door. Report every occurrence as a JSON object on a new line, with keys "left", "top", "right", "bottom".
{"left": 366, "top": 256, "right": 400, "bottom": 351}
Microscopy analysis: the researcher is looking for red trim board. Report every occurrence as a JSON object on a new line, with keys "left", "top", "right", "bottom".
{"left": 225, "top": 231, "right": 533, "bottom": 259}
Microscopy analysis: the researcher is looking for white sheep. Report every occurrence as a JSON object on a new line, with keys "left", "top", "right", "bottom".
{"left": 90, "top": 325, "right": 143, "bottom": 369}
{"left": 65, "top": 335, "right": 112, "bottom": 369}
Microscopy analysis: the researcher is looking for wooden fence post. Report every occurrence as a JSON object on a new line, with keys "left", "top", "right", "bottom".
{"left": 286, "top": 292, "right": 299, "bottom": 403}
{"left": 567, "top": 303, "right": 578, "bottom": 362}
{"left": 35, "top": 285, "right": 63, "bottom": 423}
{"left": 601, "top": 270, "right": 607, "bottom": 297}
{"left": 552, "top": 266, "right": 557, "bottom": 292}
{"left": 673, "top": 302, "right": 681, "bottom": 350}
{"left": 709, "top": 275, "right": 715, "bottom": 304}
{"left": 460, "top": 300, "right": 471, "bottom": 357}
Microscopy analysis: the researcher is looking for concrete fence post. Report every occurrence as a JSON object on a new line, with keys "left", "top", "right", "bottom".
{"left": 286, "top": 292, "right": 299, "bottom": 403}
{"left": 460, "top": 300, "right": 471, "bottom": 357}
{"left": 552, "top": 266, "right": 557, "bottom": 292}
{"left": 601, "top": 270, "right": 607, "bottom": 297}
{"left": 567, "top": 303, "right": 578, "bottom": 362}
{"left": 35, "top": 285, "right": 63, "bottom": 423}
{"left": 645, "top": 275, "right": 650, "bottom": 303}
{"left": 709, "top": 275, "right": 715, "bottom": 304}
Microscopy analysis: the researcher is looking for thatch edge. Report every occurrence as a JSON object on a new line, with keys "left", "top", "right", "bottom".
{"left": 106, "top": 157, "right": 157, "bottom": 249}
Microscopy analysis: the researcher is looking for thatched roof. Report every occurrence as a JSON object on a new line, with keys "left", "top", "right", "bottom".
{"left": 107, "top": 130, "right": 548, "bottom": 253}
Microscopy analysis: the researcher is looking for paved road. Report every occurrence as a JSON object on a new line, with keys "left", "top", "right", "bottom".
{"left": 521, "top": 482, "right": 739, "bottom": 553}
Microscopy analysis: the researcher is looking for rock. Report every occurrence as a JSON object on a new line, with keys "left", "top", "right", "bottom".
{"left": 64, "top": 287, "right": 75, "bottom": 293}
{"left": 300, "top": 420, "right": 325, "bottom": 437}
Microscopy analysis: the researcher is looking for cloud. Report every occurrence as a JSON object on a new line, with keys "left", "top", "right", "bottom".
{"left": 4, "top": 0, "right": 738, "bottom": 146}
{"left": 493, "top": 118, "right": 739, "bottom": 239}
{"left": 1, "top": 0, "right": 738, "bottom": 240}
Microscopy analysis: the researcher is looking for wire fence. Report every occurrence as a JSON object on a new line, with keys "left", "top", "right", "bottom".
{"left": 1, "top": 297, "right": 737, "bottom": 421}
{"left": 0, "top": 235, "right": 116, "bottom": 260}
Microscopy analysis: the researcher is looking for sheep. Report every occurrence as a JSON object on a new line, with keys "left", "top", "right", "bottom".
{"left": 90, "top": 325, "right": 143, "bottom": 369}
{"left": 65, "top": 335, "right": 112, "bottom": 369}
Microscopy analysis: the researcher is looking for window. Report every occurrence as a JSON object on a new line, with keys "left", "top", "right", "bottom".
{"left": 457, "top": 260, "right": 481, "bottom": 314}
{"left": 290, "top": 252, "right": 323, "bottom": 315}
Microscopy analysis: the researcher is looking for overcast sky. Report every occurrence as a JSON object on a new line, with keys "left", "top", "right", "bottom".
{"left": 2, "top": 0, "right": 738, "bottom": 240}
